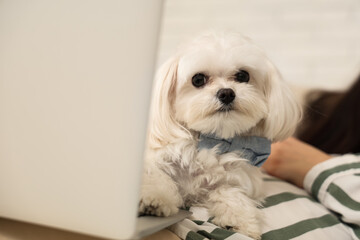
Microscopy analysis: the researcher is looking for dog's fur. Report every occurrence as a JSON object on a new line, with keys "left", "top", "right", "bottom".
{"left": 139, "top": 32, "right": 301, "bottom": 239}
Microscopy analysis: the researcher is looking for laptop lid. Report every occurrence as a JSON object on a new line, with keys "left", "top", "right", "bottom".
{"left": 0, "top": 0, "right": 162, "bottom": 239}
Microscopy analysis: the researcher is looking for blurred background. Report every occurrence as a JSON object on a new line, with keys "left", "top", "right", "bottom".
{"left": 157, "top": 0, "right": 360, "bottom": 91}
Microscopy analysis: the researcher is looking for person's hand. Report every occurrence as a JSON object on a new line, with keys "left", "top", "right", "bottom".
{"left": 262, "top": 137, "right": 332, "bottom": 188}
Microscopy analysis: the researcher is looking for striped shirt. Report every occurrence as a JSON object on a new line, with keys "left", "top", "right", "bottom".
{"left": 169, "top": 154, "right": 360, "bottom": 240}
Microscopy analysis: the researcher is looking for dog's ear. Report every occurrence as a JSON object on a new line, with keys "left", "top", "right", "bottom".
{"left": 147, "top": 57, "right": 192, "bottom": 149}
{"left": 263, "top": 60, "right": 302, "bottom": 142}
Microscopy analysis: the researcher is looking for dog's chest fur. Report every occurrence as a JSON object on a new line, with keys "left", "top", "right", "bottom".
{"left": 156, "top": 138, "right": 263, "bottom": 206}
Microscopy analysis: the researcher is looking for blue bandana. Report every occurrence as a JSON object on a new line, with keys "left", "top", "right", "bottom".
{"left": 197, "top": 134, "right": 271, "bottom": 167}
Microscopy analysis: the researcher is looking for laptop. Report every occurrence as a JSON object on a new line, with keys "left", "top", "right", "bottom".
{"left": 0, "top": 0, "right": 190, "bottom": 239}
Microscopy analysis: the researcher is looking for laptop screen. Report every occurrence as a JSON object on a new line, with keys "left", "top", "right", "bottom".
{"left": 0, "top": 0, "right": 162, "bottom": 238}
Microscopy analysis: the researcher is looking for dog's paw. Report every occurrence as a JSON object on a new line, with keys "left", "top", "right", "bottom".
{"left": 208, "top": 188, "right": 263, "bottom": 239}
{"left": 139, "top": 182, "right": 183, "bottom": 217}
{"left": 139, "top": 194, "right": 181, "bottom": 217}
{"left": 212, "top": 214, "right": 261, "bottom": 239}
{"left": 211, "top": 208, "right": 262, "bottom": 240}
{"left": 231, "top": 223, "right": 262, "bottom": 240}
{"left": 139, "top": 195, "right": 180, "bottom": 217}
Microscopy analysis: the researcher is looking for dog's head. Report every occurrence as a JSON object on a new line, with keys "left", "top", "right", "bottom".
{"left": 149, "top": 32, "right": 301, "bottom": 148}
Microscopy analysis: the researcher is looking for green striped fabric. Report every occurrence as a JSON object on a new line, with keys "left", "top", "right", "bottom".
{"left": 261, "top": 214, "right": 340, "bottom": 240}
{"left": 327, "top": 183, "right": 360, "bottom": 211}
{"left": 311, "top": 162, "right": 360, "bottom": 200}
{"left": 181, "top": 219, "right": 248, "bottom": 240}
{"left": 186, "top": 231, "right": 207, "bottom": 240}
{"left": 262, "top": 192, "right": 316, "bottom": 208}
{"left": 347, "top": 223, "right": 360, "bottom": 238}
{"left": 170, "top": 156, "right": 360, "bottom": 240}
{"left": 175, "top": 191, "right": 346, "bottom": 240}
{"left": 185, "top": 229, "right": 238, "bottom": 240}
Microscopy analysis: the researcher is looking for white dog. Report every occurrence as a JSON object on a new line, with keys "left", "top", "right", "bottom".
{"left": 139, "top": 32, "right": 301, "bottom": 239}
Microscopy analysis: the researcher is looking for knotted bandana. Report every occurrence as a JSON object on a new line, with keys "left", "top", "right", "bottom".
{"left": 198, "top": 134, "right": 271, "bottom": 167}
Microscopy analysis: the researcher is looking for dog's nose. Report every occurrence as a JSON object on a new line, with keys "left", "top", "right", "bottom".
{"left": 217, "top": 88, "right": 235, "bottom": 105}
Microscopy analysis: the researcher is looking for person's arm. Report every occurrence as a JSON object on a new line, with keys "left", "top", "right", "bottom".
{"left": 263, "top": 137, "right": 331, "bottom": 188}
{"left": 263, "top": 138, "right": 360, "bottom": 237}
{"left": 303, "top": 154, "right": 360, "bottom": 227}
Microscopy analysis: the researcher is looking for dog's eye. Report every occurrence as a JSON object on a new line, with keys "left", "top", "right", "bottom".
{"left": 235, "top": 70, "right": 250, "bottom": 83}
{"left": 192, "top": 73, "right": 207, "bottom": 88}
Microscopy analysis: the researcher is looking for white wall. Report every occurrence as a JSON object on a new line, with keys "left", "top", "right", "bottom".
{"left": 157, "top": 0, "right": 360, "bottom": 90}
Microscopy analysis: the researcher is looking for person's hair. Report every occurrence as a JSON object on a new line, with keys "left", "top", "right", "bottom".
{"left": 296, "top": 75, "right": 360, "bottom": 154}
